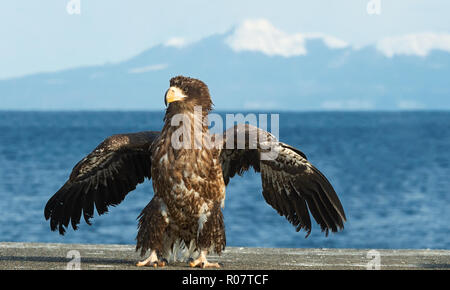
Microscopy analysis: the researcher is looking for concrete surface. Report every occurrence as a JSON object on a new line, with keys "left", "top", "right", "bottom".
{"left": 0, "top": 242, "right": 449, "bottom": 270}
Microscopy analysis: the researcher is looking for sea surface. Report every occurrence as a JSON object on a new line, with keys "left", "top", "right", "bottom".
{"left": 0, "top": 111, "right": 449, "bottom": 250}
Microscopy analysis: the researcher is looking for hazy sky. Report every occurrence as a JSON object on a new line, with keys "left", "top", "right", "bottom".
{"left": 1, "top": 0, "right": 449, "bottom": 79}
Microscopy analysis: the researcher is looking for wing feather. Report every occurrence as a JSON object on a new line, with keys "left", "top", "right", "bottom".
{"left": 219, "top": 124, "right": 346, "bottom": 237}
{"left": 44, "top": 131, "right": 159, "bottom": 234}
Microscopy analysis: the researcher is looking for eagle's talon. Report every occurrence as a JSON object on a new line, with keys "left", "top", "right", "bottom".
{"left": 136, "top": 260, "right": 166, "bottom": 268}
{"left": 136, "top": 250, "right": 166, "bottom": 267}
{"left": 136, "top": 260, "right": 151, "bottom": 267}
{"left": 157, "top": 259, "right": 167, "bottom": 267}
{"left": 188, "top": 251, "right": 221, "bottom": 268}
{"left": 200, "top": 261, "right": 220, "bottom": 268}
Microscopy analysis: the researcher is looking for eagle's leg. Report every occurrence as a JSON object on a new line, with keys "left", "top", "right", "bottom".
{"left": 189, "top": 203, "right": 225, "bottom": 268}
{"left": 189, "top": 250, "right": 220, "bottom": 268}
{"left": 135, "top": 197, "right": 170, "bottom": 267}
{"left": 136, "top": 250, "right": 167, "bottom": 267}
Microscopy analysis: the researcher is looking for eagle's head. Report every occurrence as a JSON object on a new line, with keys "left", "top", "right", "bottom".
{"left": 164, "top": 76, "right": 213, "bottom": 114}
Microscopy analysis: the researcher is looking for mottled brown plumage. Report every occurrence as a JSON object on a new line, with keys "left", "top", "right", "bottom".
{"left": 44, "top": 75, "right": 346, "bottom": 267}
{"left": 137, "top": 79, "right": 226, "bottom": 259}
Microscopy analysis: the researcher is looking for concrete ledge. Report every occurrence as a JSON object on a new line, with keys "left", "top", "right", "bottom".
{"left": 0, "top": 242, "right": 449, "bottom": 270}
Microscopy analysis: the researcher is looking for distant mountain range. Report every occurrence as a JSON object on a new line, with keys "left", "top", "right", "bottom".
{"left": 1, "top": 28, "right": 450, "bottom": 111}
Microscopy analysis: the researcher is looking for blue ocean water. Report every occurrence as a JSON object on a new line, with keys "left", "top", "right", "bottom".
{"left": 0, "top": 111, "right": 448, "bottom": 249}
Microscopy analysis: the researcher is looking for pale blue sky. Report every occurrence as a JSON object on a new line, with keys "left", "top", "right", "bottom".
{"left": 1, "top": 0, "right": 449, "bottom": 79}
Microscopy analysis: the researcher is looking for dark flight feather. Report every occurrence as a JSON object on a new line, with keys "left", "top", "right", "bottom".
{"left": 44, "top": 131, "right": 159, "bottom": 234}
{"left": 219, "top": 124, "right": 346, "bottom": 237}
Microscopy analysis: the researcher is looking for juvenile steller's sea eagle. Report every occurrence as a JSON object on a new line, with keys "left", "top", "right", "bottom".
{"left": 44, "top": 76, "right": 346, "bottom": 268}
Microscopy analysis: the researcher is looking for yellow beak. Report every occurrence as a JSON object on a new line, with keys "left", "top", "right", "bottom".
{"left": 165, "top": 87, "right": 186, "bottom": 105}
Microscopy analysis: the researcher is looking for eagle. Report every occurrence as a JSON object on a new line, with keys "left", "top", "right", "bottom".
{"left": 44, "top": 76, "right": 346, "bottom": 268}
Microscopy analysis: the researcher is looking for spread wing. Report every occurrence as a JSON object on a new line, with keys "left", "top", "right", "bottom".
{"left": 44, "top": 131, "right": 160, "bottom": 234}
{"left": 219, "top": 124, "right": 346, "bottom": 237}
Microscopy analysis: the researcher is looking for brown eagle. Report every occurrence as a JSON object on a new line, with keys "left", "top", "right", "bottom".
{"left": 44, "top": 76, "right": 346, "bottom": 268}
